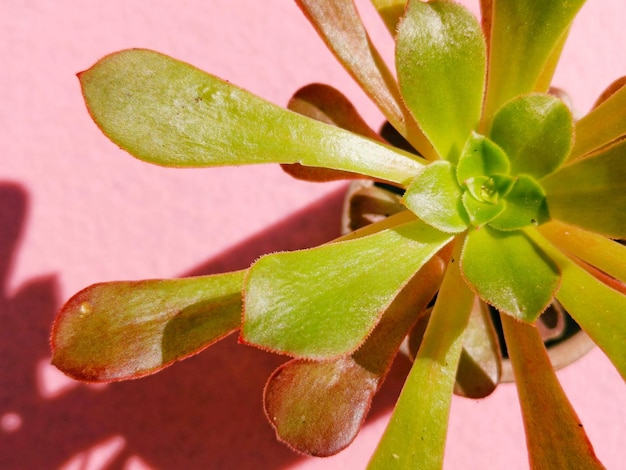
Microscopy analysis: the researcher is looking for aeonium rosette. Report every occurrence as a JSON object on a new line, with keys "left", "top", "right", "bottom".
{"left": 51, "top": 1, "right": 625, "bottom": 468}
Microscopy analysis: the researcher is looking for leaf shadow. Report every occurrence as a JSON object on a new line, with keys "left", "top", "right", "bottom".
{"left": 0, "top": 182, "right": 411, "bottom": 469}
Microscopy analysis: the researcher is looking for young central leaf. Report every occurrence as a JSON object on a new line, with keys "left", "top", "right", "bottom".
{"left": 489, "top": 175, "right": 548, "bottom": 231}
{"left": 480, "top": 178, "right": 498, "bottom": 202}
{"left": 454, "top": 133, "right": 518, "bottom": 227}
{"left": 462, "top": 190, "right": 506, "bottom": 227}
{"left": 465, "top": 176, "right": 512, "bottom": 204}
{"left": 456, "top": 132, "right": 510, "bottom": 184}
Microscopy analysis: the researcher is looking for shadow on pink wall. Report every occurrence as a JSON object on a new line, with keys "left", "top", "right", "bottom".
{"left": 0, "top": 182, "right": 410, "bottom": 469}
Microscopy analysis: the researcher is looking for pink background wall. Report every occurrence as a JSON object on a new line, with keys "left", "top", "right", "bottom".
{"left": 1, "top": 1, "right": 624, "bottom": 468}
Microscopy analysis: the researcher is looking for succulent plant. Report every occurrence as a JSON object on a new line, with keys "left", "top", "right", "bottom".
{"left": 52, "top": 1, "right": 625, "bottom": 467}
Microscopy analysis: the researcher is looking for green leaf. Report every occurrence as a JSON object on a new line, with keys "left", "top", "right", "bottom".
{"left": 456, "top": 133, "right": 510, "bottom": 184}
{"left": 539, "top": 220, "right": 626, "bottom": 284}
{"left": 527, "top": 229, "right": 626, "bottom": 380}
{"left": 541, "top": 138, "right": 626, "bottom": 239}
{"left": 557, "top": 266, "right": 626, "bottom": 381}
{"left": 370, "top": 0, "right": 407, "bottom": 34}
{"left": 368, "top": 240, "right": 475, "bottom": 469}
{"left": 489, "top": 175, "right": 548, "bottom": 231}
{"left": 242, "top": 219, "right": 452, "bottom": 358}
{"left": 460, "top": 226, "right": 559, "bottom": 321}
{"left": 51, "top": 271, "right": 245, "bottom": 382}
{"left": 489, "top": 94, "right": 573, "bottom": 178}
{"left": 295, "top": 0, "right": 435, "bottom": 159}
{"left": 396, "top": 0, "right": 486, "bottom": 162}
{"left": 79, "top": 49, "right": 424, "bottom": 185}
{"left": 571, "top": 77, "right": 626, "bottom": 160}
{"left": 403, "top": 160, "right": 469, "bottom": 233}
{"left": 501, "top": 315, "right": 605, "bottom": 469}
{"left": 483, "top": 0, "right": 586, "bottom": 123}
{"left": 462, "top": 191, "right": 505, "bottom": 227}
{"left": 464, "top": 175, "right": 514, "bottom": 203}
{"left": 263, "top": 255, "right": 445, "bottom": 456}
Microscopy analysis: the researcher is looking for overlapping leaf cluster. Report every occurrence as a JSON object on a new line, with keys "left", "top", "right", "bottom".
{"left": 52, "top": 1, "right": 625, "bottom": 468}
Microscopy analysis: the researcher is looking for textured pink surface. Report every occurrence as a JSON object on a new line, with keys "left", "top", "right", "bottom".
{"left": 1, "top": 1, "right": 625, "bottom": 468}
